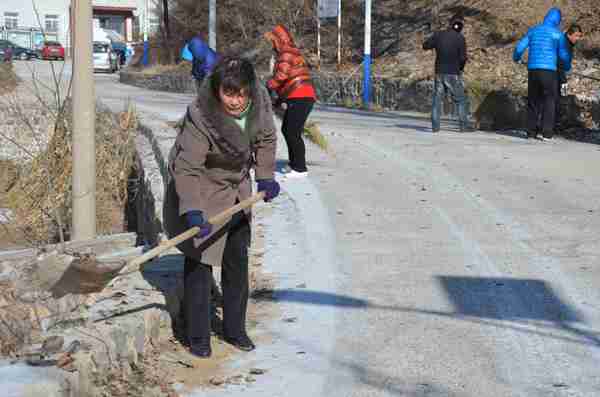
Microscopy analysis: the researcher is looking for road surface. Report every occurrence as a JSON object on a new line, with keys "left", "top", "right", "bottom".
{"left": 13, "top": 61, "right": 600, "bottom": 397}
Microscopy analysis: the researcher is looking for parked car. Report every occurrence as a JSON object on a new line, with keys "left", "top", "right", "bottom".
{"left": 11, "top": 44, "right": 39, "bottom": 61}
{"left": 0, "top": 40, "right": 14, "bottom": 62}
{"left": 92, "top": 42, "right": 119, "bottom": 73}
{"left": 41, "top": 41, "right": 65, "bottom": 60}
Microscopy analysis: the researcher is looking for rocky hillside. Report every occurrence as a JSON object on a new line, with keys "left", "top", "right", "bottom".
{"left": 310, "top": 0, "right": 600, "bottom": 128}
{"left": 165, "top": 0, "right": 599, "bottom": 74}
{"left": 153, "top": 0, "right": 600, "bottom": 129}
{"left": 324, "top": 0, "right": 599, "bottom": 86}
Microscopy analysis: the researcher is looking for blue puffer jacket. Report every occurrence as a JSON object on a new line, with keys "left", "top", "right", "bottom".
{"left": 188, "top": 36, "right": 219, "bottom": 81}
{"left": 513, "top": 8, "right": 571, "bottom": 72}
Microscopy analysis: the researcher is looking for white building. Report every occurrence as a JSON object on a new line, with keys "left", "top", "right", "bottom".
{"left": 0, "top": 0, "right": 159, "bottom": 50}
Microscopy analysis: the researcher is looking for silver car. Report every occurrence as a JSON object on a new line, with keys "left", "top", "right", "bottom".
{"left": 93, "top": 42, "right": 119, "bottom": 73}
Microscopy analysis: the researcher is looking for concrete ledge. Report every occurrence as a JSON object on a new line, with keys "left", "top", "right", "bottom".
{"left": 120, "top": 69, "right": 195, "bottom": 95}
{"left": 0, "top": 233, "right": 137, "bottom": 263}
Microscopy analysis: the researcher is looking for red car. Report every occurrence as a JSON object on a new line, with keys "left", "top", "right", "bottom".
{"left": 41, "top": 41, "right": 65, "bottom": 60}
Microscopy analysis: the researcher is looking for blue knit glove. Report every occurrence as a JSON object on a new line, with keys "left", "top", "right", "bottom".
{"left": 185, "top": 210, "right": 213, "bottom": 238}
{"left": 257, "top": 179, "right": 280, "bottom": 202}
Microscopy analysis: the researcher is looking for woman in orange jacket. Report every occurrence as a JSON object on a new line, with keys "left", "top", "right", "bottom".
{"left": 264, "top": 25, "right": 316, "bottom": 178}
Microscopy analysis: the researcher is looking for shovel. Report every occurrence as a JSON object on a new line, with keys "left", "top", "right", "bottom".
{"left": 33, "top": 192, "right": 265, "bottom": 297}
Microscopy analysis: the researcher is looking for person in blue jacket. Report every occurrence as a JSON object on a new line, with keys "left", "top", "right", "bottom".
{"left": 187, "top": 35, "right": 219, "bottom": 95}
{"left": 513, "top": 7, "right": 572, "bottom": 141}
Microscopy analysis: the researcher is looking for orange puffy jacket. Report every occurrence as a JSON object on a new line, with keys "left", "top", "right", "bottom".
{"left": 265, "top": 25, "right": 316, "bottom": 101}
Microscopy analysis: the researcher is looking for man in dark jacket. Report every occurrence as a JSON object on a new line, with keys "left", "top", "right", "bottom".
{"left": 556, "top": 24, "right": 583, "bottom": 130}
{"left": 513, "top": 8, "right": 572, "bottom": 141}
{"left": 188, "top": 34, "right": 219, "bottom": 94}
{"left": 423, "top": 14, "right": 473, "bottom": 133}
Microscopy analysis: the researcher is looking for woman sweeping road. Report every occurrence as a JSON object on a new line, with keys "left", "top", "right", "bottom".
{"left": 163, "top": 56, "right": 280, "bottom": 358}
{"left": 265, "top": 24, "right": 317, "bottom": 178}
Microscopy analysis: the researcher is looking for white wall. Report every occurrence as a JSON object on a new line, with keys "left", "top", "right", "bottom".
{"left": 1, "top": 0, "right": 147, "bottom": 48}
{"left": 94, "top": 0, "right": 137, "bottom": 8}
{"left": 1, "top": 0, "right": 70, "bottom": 48}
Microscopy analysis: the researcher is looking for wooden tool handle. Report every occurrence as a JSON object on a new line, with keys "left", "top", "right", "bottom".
{"left": 123, "top": 192, "right": 265, "bottom": 272}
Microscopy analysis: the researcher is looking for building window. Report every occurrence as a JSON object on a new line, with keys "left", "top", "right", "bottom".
{"left": 45, "top": 14, "right": 59, "bottom": 33}
{"left": 149, "top": 17, "right": 160, "bottom": 33}
{"left": 97, "top": 15, "right": 125, "bottom": 36}
{"left": 4, "top": 12, "right": 18, "bottom": 29}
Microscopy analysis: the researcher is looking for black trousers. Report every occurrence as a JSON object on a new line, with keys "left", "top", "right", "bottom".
{"left": 183, "top": 212, "right": 250, "bottom": 342}
{"left": 555, "top": 78, "right": 566, "bottom": 130}
{"left": 527, "top": 70, "right": 558, "bottom": 138}
{"left": 281, "top": 98, "right": 314, "bottom": 172}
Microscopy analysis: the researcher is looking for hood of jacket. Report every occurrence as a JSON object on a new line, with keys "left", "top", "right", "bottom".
{"left": 266, "top": 25, "right": 296, "bottom": 53}
{"left": 188, "top": 78, "right": 272, "bottom": 156}
{"left": 543, "top": 7, "right": 561, "bottom": 28}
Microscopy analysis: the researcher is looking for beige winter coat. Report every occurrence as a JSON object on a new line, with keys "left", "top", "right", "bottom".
{"left": 163, "top": 80, "right": 277, "bottom": 266}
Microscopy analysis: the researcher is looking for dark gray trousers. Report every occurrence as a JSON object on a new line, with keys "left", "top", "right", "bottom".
{"left": 183, "top": 212, "right": 250, "bottom": 342}
{"left": 432, "top": 74, "right": 469, "bottom": 131}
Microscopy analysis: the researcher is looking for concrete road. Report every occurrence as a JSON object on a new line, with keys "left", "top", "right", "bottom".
{"left": 302, "top": 109, "right": 600, "bottom": 397}
{"left": 13, "top": 61, "right": 600, "bottom": 396}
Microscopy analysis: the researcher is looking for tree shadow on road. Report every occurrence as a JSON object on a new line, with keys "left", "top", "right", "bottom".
{"left": 253, "top": 276, "right": 600, "bottom": 349}
{"left": 391, "top": 124, "right": 433, "bottom": 133}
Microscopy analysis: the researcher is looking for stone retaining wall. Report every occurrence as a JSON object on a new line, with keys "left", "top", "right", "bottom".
{"left": 119, "top": 70, "right": 196, "bottom": 95}
{"left": 0, "top": 233, "right": 170, "bottom": 397}
{"left": 120, "top": 69, "right": 600, "bottom": 132}
{"left": 119, "top": 69, "right": 433, "bottom": 111}
{"left": 0, "top": 111, "right": 175, "bottom": 396}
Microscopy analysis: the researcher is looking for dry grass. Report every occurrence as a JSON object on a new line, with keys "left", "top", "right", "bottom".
{"left": 303, "top": 121, "right": 329, "bottom": 152}
{"left": 273, "top": 106, "right": 330, "bottom": 152}
{"left": 0, "top": 63, "right": 18, "bottom": 94}
{"left": 6, "top": 103, "right": 138, "bottom": 245}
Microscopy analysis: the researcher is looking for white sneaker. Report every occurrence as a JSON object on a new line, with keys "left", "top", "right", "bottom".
{"left": 284, "top": 170, "right": 308, "bottom": 179}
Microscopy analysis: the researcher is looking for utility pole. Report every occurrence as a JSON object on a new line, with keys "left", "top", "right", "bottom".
{"left": 142, "top": 0, "right": 149, "bottom": 65}
{"left": 362, "top": 0, "right": 371, "bottom": 108}
{"left": 209, "top": 0, "right": 216, "bottom": 50}
{"left": 72, "top": 0, "right": 96, "bottom": 240}
{"left": 337, "top": 0, "right": 341, "bottom": 65}
{"left": 317, "top": 16, "right": 321, "bottom": 69}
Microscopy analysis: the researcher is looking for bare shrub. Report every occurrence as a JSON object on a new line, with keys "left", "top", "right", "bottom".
{"left": 3, "top": 100, "right": 138, "bottom": 245}
{"left": 0, "top": 63, "right": 18, "bottom": 94}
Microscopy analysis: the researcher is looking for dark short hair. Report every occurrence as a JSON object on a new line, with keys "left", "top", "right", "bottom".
{"left": 567, "top": 24, "right": 583, "bottom": 35}
{"left": 450, "top": 14, "right": 465, "bottom": 32}
{"left": 210, "top": 55, "right": 256, "bottom": 100}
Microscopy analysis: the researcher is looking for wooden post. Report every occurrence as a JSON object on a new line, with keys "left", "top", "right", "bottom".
{"left": 72, "top": 0, "right": 96, "bottom": 240}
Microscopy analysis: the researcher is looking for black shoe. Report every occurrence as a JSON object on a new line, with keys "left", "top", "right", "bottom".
{"left": 189, "top": 338, "right": 212, "bottom": 358}
{"left": 224, "top": 334, "right": 255, "bottom": 352}
{"left": 432, "top": 128, "right": 440, "bottom": 133}
{"left": 174, "top": 328, "right": 189, "bottom": 347}
{"left": 173, "top": 315, "right": 189, "bottom": 346}
{"left": 460, "top": 125, "right": 476, "bottom": 133}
